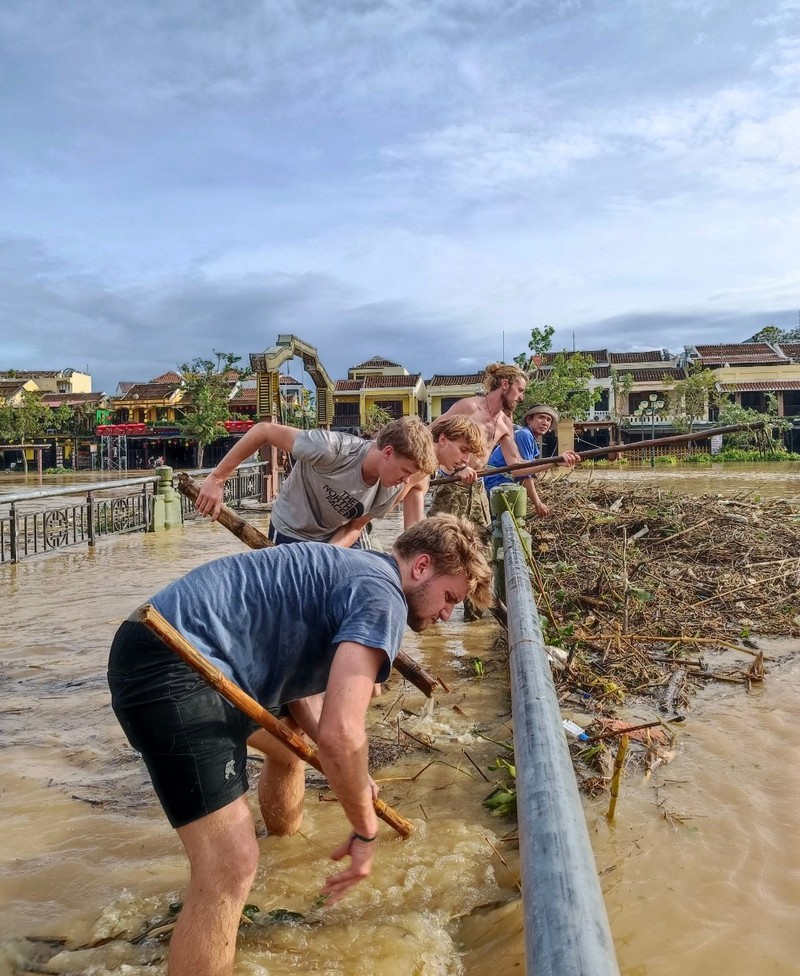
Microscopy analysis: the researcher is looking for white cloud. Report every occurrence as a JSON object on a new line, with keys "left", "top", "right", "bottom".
{"left": 2, "top": 0, "right": 800, "bottom": 394}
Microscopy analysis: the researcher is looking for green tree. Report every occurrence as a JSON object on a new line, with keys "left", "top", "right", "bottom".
{"left": 609, "top": 368, "right": 634, "bottom": 421}
{"left": 744, "top": 325, "right": 800, "bottom": 343}
{"left": 717, "top": 395, "right": 790, "bottom": 452}
{"left": 522, "top": 352, "right": 600, "bottom": 420}
{"left": 662, "top": 367, "right": 719, "bottom": 433}
{"left": 513, "top": 325, "right": 555, "bottom": 370}
{"left": 362, "top": 404, "right": 394, "bottom": 436}
{"left": 49, "top": 402, "right": 93, "bottom": 468}
{"left": 281, "top": 388, "right": 317, "bottom": 429}
{"left": 177, "top": 353, "right": 246, "bottom": 467}
{"left": 0, "top": 391, "right": 54, "bottom": 473}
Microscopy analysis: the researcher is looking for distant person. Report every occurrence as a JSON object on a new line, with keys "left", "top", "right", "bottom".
{"left": 483, "top": 405, "right": 581, "bottom": 516}
{"left": 108, "top": 515, "right": 493, "bottom": 976}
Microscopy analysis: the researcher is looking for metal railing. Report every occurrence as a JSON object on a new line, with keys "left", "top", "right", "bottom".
{"left": 500, "top": 511, "right": 620, "bottom": 976}
{"left": 0, "top": 464, "right": 268, "bottom": 565}
{"left": 177, "top": 463, "right": 269, "bottom": 521}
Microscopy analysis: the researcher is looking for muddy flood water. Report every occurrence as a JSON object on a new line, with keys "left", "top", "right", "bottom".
{"left": 1, "top": 464, "right": 799, "bottom": 975}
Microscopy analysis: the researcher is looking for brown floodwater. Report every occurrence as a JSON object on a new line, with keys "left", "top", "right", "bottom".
{"left": 1, "top": 467, "right": 799, "bottom": 975}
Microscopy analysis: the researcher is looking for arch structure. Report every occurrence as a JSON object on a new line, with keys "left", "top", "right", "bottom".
{"left": 249, "top": 334, "right": 335, "bottom": 428}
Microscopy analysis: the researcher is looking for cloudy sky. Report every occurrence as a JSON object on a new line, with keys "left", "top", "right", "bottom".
{"left": 2, "top": 0, "right": 799, "bottom": 393}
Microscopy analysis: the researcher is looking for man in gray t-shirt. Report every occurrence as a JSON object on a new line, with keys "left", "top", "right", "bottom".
{"left": 269, "top": 429, "right": 406, "bottom": 542}
{"left": 196, "top": 416, "right": 438, "bottom": 548}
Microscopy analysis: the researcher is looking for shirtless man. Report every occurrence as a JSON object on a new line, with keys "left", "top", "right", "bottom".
{"left": 405, "top": 363, "right": 529, "bottom": 619}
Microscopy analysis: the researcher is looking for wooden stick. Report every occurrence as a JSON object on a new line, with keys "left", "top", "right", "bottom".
{"left": 139, "top": 604, "right": 414, "bottom": 838}
{"left": 176, "top": 472, "right": 440, "bottom": 697}
{"left": 430, "top": 422, "right": 767, "bottom": 485}
{"left": 589, "top": 717, "right": 685, "bottom": 742}
{"left": 177, "top": 472, "right": 271, "bottom": 549}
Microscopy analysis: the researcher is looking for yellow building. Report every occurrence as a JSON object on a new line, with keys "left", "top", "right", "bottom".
{"left": 687, "top": 342, "right": 800, "bottom": 418}
{"left": 0, "top": 368, "right": 92, "bottom": 394}
{"left": 425, "top": 373, "right": 485, "bottom": 420}
{"left": 112, "top": 376, "right": 185, "bottom": 425}
{"left": 332, "top": 357, "right": 426, "bottom": 429}
{"left": 0, "top": 378, "right": 40, "bottom": 406}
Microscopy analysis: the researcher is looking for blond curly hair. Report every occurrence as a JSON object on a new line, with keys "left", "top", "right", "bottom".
{"left": 393, "top": 513, "right": 494, "bottom": 611}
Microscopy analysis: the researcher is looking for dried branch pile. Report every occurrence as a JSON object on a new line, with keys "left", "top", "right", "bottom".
{"left": 524, "top": 481, "right": 800, "bottom": 712}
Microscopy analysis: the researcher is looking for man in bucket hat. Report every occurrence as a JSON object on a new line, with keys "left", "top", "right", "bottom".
{"left": 483, "top": 404, "right": 581, "bottom": 517}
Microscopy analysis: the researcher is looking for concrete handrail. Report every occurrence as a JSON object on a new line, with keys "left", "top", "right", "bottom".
{"left": 500, "top": 511, "right": 620, "bottom": 976}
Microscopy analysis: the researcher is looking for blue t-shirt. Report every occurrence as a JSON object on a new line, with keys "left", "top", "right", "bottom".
{"left": 483, "top": 426, "right": 540, "bottom": 492}
{"left": 151, "top": 543, "right": 407, "bottom": 706}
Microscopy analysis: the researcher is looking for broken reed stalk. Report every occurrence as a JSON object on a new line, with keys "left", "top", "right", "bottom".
{"left": 139, "top": 603, "right": 414, "bottom": 838}
{"left": 649, "top": 519, "right": 710, "bottom": 545}
{"left": 606, "top": 734, "right": 629, "bottom": 823}
{"left": 430, "top": 422, "right": 767, "bottom": 485}
{"left": 176, "top": 472, "right": 442, "bottom": 698}
{"left": 582, "top": 632, "right": 764, "bottom": 658}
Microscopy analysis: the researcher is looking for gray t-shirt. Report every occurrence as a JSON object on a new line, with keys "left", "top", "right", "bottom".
{"left": 151, "top": 543, "right": 407, "bottom": 706}
{"left": 270, "top": 429, "right": 403, "bottom": 541}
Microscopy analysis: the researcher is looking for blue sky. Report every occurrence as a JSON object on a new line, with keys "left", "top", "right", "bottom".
{"left": 2, "top": 0, "right": 799, "bottom": 394}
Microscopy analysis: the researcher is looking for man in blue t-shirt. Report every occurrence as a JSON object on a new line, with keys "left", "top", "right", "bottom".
{"left": 108, "top": 514, "right": 491, "bottom": 976}
{"left": 484, "top": 404, "right": 581, "bottom": 516}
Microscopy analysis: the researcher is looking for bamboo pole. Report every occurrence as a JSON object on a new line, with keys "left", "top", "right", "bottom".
{"left": 176, "top": 472, "right": 440, "bottom": 697}
{"left": 139, "top": 604, "right": 414, "bottom": 838}
{"left": 606, "top": 734, "right": 629, "bottom": 823}
{"left": 430, "top": 422, "right": 766, "bottom": 485}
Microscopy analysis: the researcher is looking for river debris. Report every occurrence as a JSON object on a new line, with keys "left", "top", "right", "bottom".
{"left": 487, "top": 481, "right": 800, "bottom": 801}
{"left": 525, "top": 482, "right": 799, "bottom": 708}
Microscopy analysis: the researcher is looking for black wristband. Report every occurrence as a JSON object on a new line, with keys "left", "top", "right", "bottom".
{"left": 351, "top": 831, "right": 378, "bottom": 843}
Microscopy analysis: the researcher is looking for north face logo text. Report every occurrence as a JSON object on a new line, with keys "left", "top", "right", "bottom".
{"left": 322, "top": 485, "right": 365, "bottom": 520}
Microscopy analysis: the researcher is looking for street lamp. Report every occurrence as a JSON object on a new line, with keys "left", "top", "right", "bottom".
{"left": 636, "top": 393, "right": 665, "bottom": 467}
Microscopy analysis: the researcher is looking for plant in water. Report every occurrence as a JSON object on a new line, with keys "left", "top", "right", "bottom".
{"left": 484, "top": 756, "right": 517, "bottom": 818}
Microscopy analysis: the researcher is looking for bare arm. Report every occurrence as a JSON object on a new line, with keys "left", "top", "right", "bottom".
{"left": 328, "top": 515, "right": 373, "bottom": 548}
{"left": 497, "top": 429, "right": 525, "bottom": 467}
{"left": 401, "top": 477, "right": 428, "bottom": 528}
{"left": 317, "top": 641, "right": 385, "bottom": 903}
{"left": 506, "top": 451, "right": 583, "bottom": 479}
{"left": 195, "top": 422, "right": 301, "bottom": 519}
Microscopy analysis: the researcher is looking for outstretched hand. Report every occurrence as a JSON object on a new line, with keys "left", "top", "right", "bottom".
{"left": 321, "top": 834, "right": 376, "bottom": 905}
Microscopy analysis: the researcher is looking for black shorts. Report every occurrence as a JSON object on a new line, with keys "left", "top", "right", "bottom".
{"left": 108, "top": 619, "right": 253, "bottom": 828}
